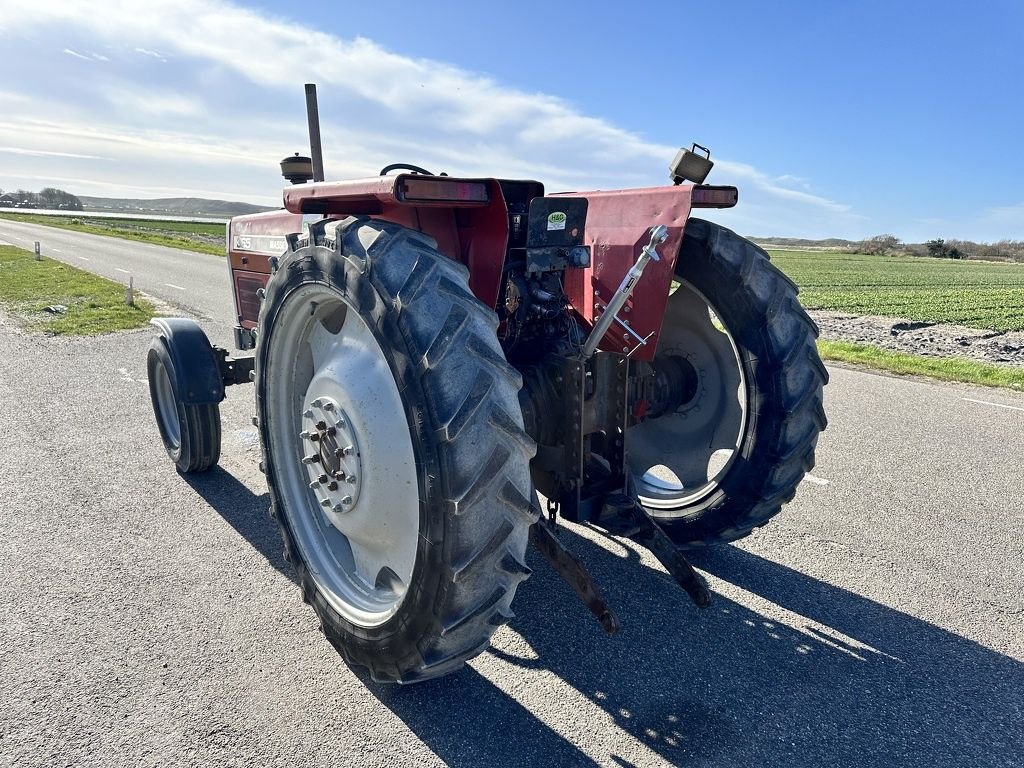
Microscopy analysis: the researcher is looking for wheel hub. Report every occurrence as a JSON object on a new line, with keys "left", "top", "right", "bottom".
{"left": 300, "top": 395, "right": 362, "bottom": 515}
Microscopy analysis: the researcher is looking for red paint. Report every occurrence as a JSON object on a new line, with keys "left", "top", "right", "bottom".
{"left": 229, "top": 178, "right": 700, "bottom": 360}
{"left": 555, "top": 185, "right": 694, "bottom": 361}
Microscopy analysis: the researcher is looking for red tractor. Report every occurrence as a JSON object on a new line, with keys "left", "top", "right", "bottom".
{"left": 147, "top": 86, "right": 826, "bottom": 683}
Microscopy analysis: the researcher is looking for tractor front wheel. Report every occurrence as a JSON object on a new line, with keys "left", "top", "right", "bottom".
{"left": 627, "top": 218, "right": 828, "bottom": 547}
{"left": 255, "top": 217, "right": 536, "bottom": 683}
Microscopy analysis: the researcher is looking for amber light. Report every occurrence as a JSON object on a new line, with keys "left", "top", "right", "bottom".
{"left": 398, "top": 177, "right": 489, "bottom": 204}
{"left": 691, "top": 185, "right": 739, "bottom": 208}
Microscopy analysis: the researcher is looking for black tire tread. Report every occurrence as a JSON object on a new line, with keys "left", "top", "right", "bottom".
{"left": 654, "top": 218, "right": 827, "bottom": 548}
{"left": 255, "top": 217, "right": 536, "bottom": 683}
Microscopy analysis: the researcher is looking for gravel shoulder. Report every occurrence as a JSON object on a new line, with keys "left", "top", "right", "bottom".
{"left": 809, "top": 309, "right": 1024, "bottom": 367}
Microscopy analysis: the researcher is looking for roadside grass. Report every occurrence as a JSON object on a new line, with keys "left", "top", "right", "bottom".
{"left": 0, "top": 211, "right": 224, "bottom": 256}
{"left": 769, "top": 249, "right": 1024, "bottom": 332}
{"left": 0, "top": 245, "right": 155, "bottom": 334}
{"left": 818, "top": 339, "right": 1024, "bottom": 391}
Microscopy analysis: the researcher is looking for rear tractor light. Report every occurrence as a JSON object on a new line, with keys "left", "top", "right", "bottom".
{"left": 691, "top": 185, "right": 739, "bottom": 208}
{"left": 397, "top": 177, "right": 489, "bottom": 204}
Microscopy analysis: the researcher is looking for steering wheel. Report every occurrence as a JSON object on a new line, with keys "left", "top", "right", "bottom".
{"left": 379, "top": 163, "right": 434, "bottom": 176}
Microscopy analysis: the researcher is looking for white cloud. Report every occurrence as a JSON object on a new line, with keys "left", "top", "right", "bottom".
{"left": 0, "top": 0, "right": 862, "bottom": 236}
{"left": 134, "top": 47, "right": 167, "bottom": 61}
{"left": 0, "top": 146, "right": 110, "bottom": 160}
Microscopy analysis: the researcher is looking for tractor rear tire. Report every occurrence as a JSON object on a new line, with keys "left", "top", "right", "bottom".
{"left": 628, "top": 218, "right": 827, "bottom": 547}
{"left": 255, "top": 217, "right": 537, "bottom": 683}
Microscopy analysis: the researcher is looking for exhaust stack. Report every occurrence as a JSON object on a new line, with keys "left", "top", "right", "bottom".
{"left": 304, "top": 83, "right": 325, "bottom": 183}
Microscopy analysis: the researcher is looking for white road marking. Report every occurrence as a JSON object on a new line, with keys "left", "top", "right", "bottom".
{"left": 164, "top": 282, "right": 186, "bottom": 291}
{"left": 50, "top": 248, "right": 62, "bottom": 253}
{"left": 805, "top": 474, "right": 830, "bottom": 486}
{"left": 77, "top": 256, "right": 90, "bottom": 261}
{"left": 963, "top": 397, "right": 1024, "bottom": 413}
{"left": 115, "top": 268, "right": 130, "bottom": 274}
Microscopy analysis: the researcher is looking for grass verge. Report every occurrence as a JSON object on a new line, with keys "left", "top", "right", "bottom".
{"left": 0, "top": 245, "right": 155, "bottom": 334}
{"left": 0, "top": 212, "right": 224, "bottom": 256}
{"left": 818, "top": 339, "right": 1024, "bottom": 391}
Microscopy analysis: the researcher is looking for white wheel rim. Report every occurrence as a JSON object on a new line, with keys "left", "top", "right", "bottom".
{"left": 154, "top": 361, "right": 181, "bottom": 449}
{"left": 264, "top": 283, "right": 420, "bottom": 627}
{"left": 627, "top": 281, "right": 749, "bottom": 509}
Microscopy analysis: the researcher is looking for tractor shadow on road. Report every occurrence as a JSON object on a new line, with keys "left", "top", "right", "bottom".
{"left": 181, "top": 467, "right": 1022, "bottom": 767}
{"left": 370, "top": 525, "right": 1024, "bottom": 768}
{"left": 182, "top": 466, "right": 297, "bottom": 585}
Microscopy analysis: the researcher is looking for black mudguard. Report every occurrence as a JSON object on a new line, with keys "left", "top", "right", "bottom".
{"left": 149, "top": 318, "right": 224, "bottom": 405}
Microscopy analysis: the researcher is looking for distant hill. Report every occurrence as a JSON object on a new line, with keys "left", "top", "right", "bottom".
{"left": 79, "top": 196, "right": 276, "bottom": 218}
{"left": 750, "top": 236, "right": 861, "bottom": 250}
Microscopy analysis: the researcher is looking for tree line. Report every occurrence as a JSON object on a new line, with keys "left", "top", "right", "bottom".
{"left": 857, "top": 234, "right": 1024, "bottom": 262}
{"left": 0, "top": 187, "right": 84, "bottom": 210}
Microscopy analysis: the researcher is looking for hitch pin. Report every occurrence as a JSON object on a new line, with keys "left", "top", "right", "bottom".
{"left": 581, "top": 225, "right": 669, "bottom": 358}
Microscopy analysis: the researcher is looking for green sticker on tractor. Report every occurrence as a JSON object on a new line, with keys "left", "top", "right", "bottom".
{"left": 547, "top": 211, "right": 567, "bottom": 231}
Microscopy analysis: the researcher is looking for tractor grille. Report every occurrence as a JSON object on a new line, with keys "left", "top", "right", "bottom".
{"left": 234, "top": 271, "right": 268, "bottom": 325}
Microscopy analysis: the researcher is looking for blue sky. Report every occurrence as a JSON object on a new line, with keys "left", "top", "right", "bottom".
{"left": 1, "top": 0, "right": 1021, "bottom": 241}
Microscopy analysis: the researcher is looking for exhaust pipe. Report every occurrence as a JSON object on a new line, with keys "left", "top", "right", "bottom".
{"left": 304, "top": 83, "right": 325, "bottom": 182}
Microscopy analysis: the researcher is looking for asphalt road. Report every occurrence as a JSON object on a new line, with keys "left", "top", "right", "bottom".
{"left": 1, "top": 223, "right": 1022, "bottom": 767}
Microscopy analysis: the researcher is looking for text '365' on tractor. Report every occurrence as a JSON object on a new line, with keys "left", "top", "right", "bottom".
{"left": 146, "top": 84, "right": 827, "bottom": 683}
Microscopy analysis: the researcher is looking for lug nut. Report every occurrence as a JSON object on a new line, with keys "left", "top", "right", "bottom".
{"left": 315, "top": 420, "right": 327, "bottom": 431}
{"left": 347, "top": 475, "right": 357, "bottom": 484}
{"left": 322, "top": 402, "right": 335, "bottom": 412}
{"left": 308, "top": 433, "right": 320, "bottom": 442}
{"left": 320, "top": 498, "right": 331, "bottom": 507}
{"left": 302, "top": 455, "right": 320, "bottom": 465}
{"left": 325, "top": 427, "right": 336, "bottom": 437}
{"left": 327, "top": 481, "right": 339, "bottom": 491}
{"left": 309, "top": 481, "right": 320, "bottom": 489}
{"left": 312, "top": 398, "right": 324, "bottom": 408}
{"left": 299, "top": 430, "right": 310, "bottom": 439}
{"left": 318, "top": 474, "right": 328, "bottom": 484}
{"left": 303, "top": 409, "right": 313, "bottom": 419}
{"left": 340, "top": 495, "right": 353, "bottom": 506}
{"left": 333, "top": 470, "right": 346, "bottom": 481}
{"left": 336, "top": 418, "right": 346, "bottom": 428}
{"left": 332, "top": 503, "right": 346, "bottom": 513}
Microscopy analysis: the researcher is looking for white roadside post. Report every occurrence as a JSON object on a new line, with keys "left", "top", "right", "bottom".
{"left": 125, "top": 275, "right": 135, "bottom": 307}
{"left": 34, "top": 241, "right": 41, "bottom": 260}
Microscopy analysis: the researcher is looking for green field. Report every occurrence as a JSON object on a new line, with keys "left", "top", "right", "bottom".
{"left": 768, "top": 250, "right": 1024, "bottom": 332}
{"left": 0, "top": 211, "right": 225, "bottom": 256}
{"left": 0, "top": 245, "right": 154, "bottom": 334}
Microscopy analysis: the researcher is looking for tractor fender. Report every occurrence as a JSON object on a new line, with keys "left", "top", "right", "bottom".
{"left": 149, "top": 318, "right": 224, "bottom": 405}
